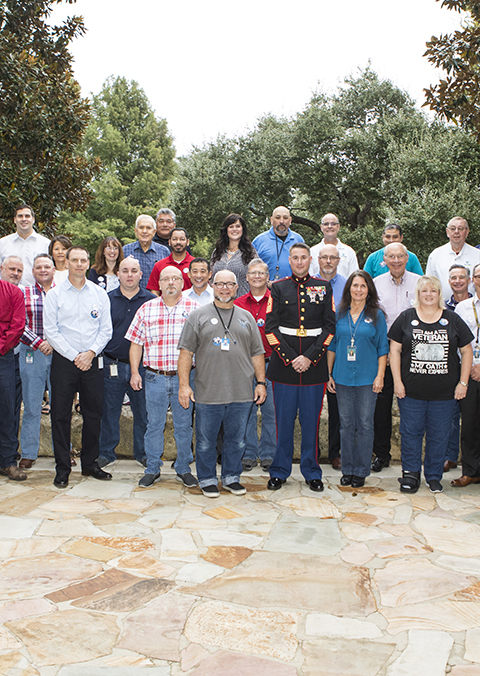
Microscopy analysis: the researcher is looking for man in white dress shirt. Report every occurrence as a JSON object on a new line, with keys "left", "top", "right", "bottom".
{"left": 372, "top": 243, "right": 421, "bottom": 472}
{"left": 182, "top": 258, "right": 214, "bottom": 306}
{"left": 44, "top": 246, "right": 112, "bottom": 488}
{"left": 309, "top": 213, "right": 358, "bottom": 278}
{"left": 426, "top": 217, "right": 480, "bottom": 301}
{"left": 0, "top": 205, "right": 50, "bottom": 286}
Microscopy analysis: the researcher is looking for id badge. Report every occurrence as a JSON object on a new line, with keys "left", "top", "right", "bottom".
{"left": 221, "top": 338, "right": 230, "bottom": 351}
{"left": 474, "top": 345, "right": 480, "bottom": 364}
{"left": 110, "top": 363, "right": 118, "bottom": 377}
{"left": 26, "top": 349, "right": 34, "bottom": 364}
{"left": 347, "top": 345, "right": 356, "bottom": 361}
{"left": 98, "top": 355, "right": 104, "bottom": 370}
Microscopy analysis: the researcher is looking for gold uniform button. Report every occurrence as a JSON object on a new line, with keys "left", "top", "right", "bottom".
{"left": 300, "top": 292, "right": 305, "bottom": 296}
{"left": 300, "top": 285, "right": 304, "bottom": 289}
{"left": 301, "top": 299, "right": 305, "bottom": 303}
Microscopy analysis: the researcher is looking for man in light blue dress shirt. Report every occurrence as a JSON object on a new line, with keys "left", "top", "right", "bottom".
{"left": 252, "top": 206, "right": 304, "bottom": 281}
{"left": 44, "top": 246, "right": 112, "bottom": 488}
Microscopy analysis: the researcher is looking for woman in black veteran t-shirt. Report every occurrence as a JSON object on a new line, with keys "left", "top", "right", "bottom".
{"left": 389, "top": 276, "right": 473, "bottom": 494}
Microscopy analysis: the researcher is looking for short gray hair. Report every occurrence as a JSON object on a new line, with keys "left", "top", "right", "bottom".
{"left": 155, "top": 208, "right": 176, "bottom": 222}
{"left": 135, "top": 214, "right": 155, "bottom": 229}
{"left": 247, "top": 258, "right": 269, "bottom": 273}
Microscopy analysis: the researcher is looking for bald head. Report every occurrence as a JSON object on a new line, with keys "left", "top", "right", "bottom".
{"left": 159, "top": 265, "right": 184, "bottom": 303}
{"left": 213, "top": 269, "right": 238, "bottom": 306}
{"left": 271, "top": 206, "right": 292, "bottom": 237}
{"left": 320, "top": 213, "right": 340, "bottom": 244}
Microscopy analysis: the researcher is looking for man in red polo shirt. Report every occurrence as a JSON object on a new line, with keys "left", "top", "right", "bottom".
{"left": 234, "top": 258, "right": 275, "bottom": 472}
{"left": 147, "top": 228, "right": 194, "bottom": 295}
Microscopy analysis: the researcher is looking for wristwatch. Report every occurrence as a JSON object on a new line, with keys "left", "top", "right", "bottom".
{"left": 257, "top": 381, "right": 267, "bottom": 386}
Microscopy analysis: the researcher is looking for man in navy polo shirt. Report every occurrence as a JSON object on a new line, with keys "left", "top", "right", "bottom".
{"left": 97, "top": 257, "right": 155, "bottom": 468}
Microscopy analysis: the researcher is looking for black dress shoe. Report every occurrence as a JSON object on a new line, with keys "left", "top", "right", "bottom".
{"left": 306, "top": 479, "right": 324, "bottom": 492}
{"left": 81, "top": 466, "right": 112, "bottom": 480}
{"left": 267, "top": 477, "right": 286, "bottom": 490}
{"left": 351, "top": 475, "right": 365, "bottom": 488}
{"left": 371, "top": 457, "right": 390, "bottom": 473}
{"left": 53, "top": 474, "right": 69, "bottom": 488}
{"left": 340, "top": 475, "right": 353, "bottom": 486}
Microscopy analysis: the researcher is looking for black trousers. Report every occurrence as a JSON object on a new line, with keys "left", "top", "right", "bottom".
{"left": 459, "top": 378, "right": 480, "bottom": 477}
{"left": 372, "top": 364, "right": 394, "bottom": 463}
{"left": 326, "top": 389, "right": 340, "bottom": 461}
{"left": 50, "top": 351, "right": 104, "bottom": 476}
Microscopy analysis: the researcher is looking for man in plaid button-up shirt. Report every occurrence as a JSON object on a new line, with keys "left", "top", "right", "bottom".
{"left": 127, "top": 266, "right": 199, "bottom": 487}
{"left": 19, "top": 254, "right": 56, "bottom": 468}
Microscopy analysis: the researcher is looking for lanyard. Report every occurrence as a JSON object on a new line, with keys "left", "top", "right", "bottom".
{"left": 472, "top": 299, "right": 480, "bottom": 344}
{"left": 348, "top": 308, "right": 364, "bottom": 347}
{"left": 214, "top": 304, "right": 236, "bottom": 342}
{"left": 274, "top": 236, "right": 287, "bottom": 278}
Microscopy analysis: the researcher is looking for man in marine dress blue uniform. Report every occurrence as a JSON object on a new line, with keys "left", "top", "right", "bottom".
{"left": 265, "top": 243, "right": 335, "bottom": 492}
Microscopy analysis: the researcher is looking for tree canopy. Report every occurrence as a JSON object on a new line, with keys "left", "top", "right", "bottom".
{"left": 424, "top": 1, "right": 480, "bottom": 138}
{"left": 171, "top": 67, "right": 480, "bottom": 265}
{"left": 0, "top": 0, "right": 99, "bottom": 236}
{"left": 59, "top": 76, "right": 175, "bottom": 252}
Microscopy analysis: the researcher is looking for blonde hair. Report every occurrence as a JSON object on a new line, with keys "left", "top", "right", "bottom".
{"left": 413, "top": 276, "right": 445, "bottom": 310}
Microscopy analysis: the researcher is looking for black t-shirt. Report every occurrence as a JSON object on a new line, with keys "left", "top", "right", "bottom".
{"left": 388, "top": 307, "right": 473, "bottom": 400}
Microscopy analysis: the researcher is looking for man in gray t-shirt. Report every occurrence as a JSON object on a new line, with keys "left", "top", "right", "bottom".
{"left": 178, "top": 270, "right": 266, "bottom": 498}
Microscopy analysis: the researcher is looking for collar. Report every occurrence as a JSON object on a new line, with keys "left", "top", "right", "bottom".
{"left": 13, "top": 230, "right": 37, "bottom": 242}
{"left": 292, "top": 274, "right": 310, "bottom": 284}
{"left": 388, "top": 272, "right": 406, "bottom": 285}
{"left": 246, "top": 288, "right": 270, "bottom": 302}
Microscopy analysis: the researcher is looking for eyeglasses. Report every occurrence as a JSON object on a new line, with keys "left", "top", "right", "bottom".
{"left": 105, "top": 245, "right": 119, "bottom": 250}
{"left": 322, "top": 221, "right": 339, "bottom": 226}
{"left": 160, "top": 276, "right": 182, "bottom": 283}
{"left": 319, "top": 255, "right": 339, "bottom": 261}
{"left": 213, "top": 282, "right": 237, "bottom": 288}
{"left": 157, "top": 218, "right": 174, "bottom": 225}
{"left": 247, "top": 271, "right": 268, "bottom": 277}
{"left": 447, "top": 226, "right": 467, "bottom": 232}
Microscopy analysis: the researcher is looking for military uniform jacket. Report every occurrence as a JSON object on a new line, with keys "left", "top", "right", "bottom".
{"left": 265, "top": 274, "right": 335, "bottom": 385}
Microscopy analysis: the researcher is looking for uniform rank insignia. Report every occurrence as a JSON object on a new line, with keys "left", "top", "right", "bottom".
{"left": 306, "top": 286, "right": 325, "bottom": 302}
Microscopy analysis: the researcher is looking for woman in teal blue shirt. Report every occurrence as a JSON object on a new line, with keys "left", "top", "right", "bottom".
{"left": 327, "top": 271, "right": 388, "bottom": 487}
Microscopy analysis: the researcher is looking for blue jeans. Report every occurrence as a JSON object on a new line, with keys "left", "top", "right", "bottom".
{"left": 445, "top": 400, "right": 460, "bottom": 463}
{"left": 19, "top": 344, "right": 52, "bottom": 460}
{"left": 336, "top": 384, "right": 377, "bottom": 477}
{"left": 244, "top": 378, "right": 276, "bottom": 461}
{"left": 0, "top": 349, "right": 19, "bottom": 467}
{"left": 99, "top": 358, "right": 147, "bottom": 463}
{"left": 397, "top": 396, "right": 456, "bottom": 481}
{"left": 143, "top": 371, "right": 194, "bottom": 475}
{"left": 195, "top": 401, "right": 251, "bottom": 487}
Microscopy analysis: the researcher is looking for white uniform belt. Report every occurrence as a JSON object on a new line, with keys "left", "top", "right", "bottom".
{"left": 279, "top": 326, "right": 322, "bottom": 337}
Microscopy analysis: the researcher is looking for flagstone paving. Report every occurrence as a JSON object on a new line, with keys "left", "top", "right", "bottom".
{"left": 0, "top": 458, "right": 479, "bottom": 674}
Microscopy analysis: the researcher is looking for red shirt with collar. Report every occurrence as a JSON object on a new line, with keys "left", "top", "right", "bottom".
{"left": 146, "top": 253, "right": 194, "bottom": 293}
{"left": 0, "top": 280, "right": 25, "bottom": 355}
{"left": 234, "top": 288, "right": 272, "bottom": 358}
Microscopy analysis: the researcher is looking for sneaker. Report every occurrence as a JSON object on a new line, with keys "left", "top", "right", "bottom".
{"left": 202, "top": 484, "right": 220, "bottom": 498}
{"left": 242, "top": 458, "right": 257, "bottom": 471}
{"left": 223, "top": 481, "right": 246, "bottom": 495}
{"left": 261, "top": 457, "right": 273, "bottom": 472}
{"left": 427, "top": 479, "right": 444, "bottom": 493}
{"left": 136, "top": 457, "right": 147, "bottom": 468}
{"left": 138, "top": 472, "right": 160, "bottom": 487}
{"left": 176, "top": 472, "right": 198, "bottom": 488}
{"left": 0, "top": 465, "right": 27, "bottom": 481}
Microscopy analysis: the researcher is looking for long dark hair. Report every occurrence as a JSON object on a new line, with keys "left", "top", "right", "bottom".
{"left": 211, "top": 214, "right": 256, "bottom": 266}
{"left": 92, "top": 236, "right": 124, "bottom": 276}
{"left": 337, "top": 270, "right": 383, "bottom": 325}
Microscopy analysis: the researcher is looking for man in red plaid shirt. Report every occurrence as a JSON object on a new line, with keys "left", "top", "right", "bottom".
{"left": 127, "top": 266, "right": 199, "bottom": 487}
{"left": 19, "top": 254, "right": 56, "bottom": 468}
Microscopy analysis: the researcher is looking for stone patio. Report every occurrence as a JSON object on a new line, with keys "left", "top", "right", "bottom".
{"left": 1, "top": 458, "right": 479, "bottom": 675}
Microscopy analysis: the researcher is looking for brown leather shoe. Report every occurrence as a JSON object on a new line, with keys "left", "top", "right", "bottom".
{"left": 0, "top": 465, "right": 27, "bottom": 481}
{"left": 443, "top": 460, "right": 458, "bottom": 472}
{"left": 451, "top": 475, "right": 480, "bottom": 487}
{"left": 331, "top": 457, "right": 342, "bottom": 470}
{"left": 19, "top": 458, "right": 34, "bottom": 469}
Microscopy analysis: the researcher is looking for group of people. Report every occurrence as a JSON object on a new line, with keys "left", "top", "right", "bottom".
{"left": 1, "top": 203, "right": 480, "bottom": 496}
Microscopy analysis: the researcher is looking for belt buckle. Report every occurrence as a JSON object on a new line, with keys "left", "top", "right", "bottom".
{"left": 296, "top": 328, "right": 307, "bottom": 337}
